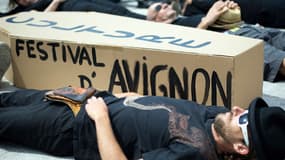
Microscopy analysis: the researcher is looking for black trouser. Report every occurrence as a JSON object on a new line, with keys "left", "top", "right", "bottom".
{"left": 0, "top": 89, "right": 74, "bottom": 156}
{"left": 59, "top": 0, "right": 146, "bottom": 20}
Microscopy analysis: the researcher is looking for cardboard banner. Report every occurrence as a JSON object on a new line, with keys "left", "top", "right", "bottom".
{"left": 0, "top": 11, "right": 264, "bottom": 109}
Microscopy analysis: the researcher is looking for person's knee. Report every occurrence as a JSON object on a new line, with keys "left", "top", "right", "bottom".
{"left": 0, "top": 42, "right": 11, "bottom": 81}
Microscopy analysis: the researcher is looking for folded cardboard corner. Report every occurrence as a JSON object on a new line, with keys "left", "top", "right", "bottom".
{"left": 0, "top": 11, "right": 264, "bottom": 109}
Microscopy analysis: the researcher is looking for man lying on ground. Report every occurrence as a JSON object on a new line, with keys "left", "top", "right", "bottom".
{"left": 0, "top": 85, "right": 284, "bottom": 160}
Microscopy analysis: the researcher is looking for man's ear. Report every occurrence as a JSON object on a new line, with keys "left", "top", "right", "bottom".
{"left": 233, "top": 143, "right": 249, "bottom": 155}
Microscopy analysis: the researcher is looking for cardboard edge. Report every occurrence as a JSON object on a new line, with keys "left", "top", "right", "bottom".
{"left": 233, "top": 40, "right": 264, "bottom": 108}
{"left": 0, "top": 27, "right": 10, "bottom": 45}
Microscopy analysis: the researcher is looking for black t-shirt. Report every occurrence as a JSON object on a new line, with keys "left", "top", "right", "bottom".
{"left": 74, "top": 91, "right": 228, "bottom": 160}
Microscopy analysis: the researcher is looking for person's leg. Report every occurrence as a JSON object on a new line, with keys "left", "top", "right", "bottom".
{"left": 67, "top": 0, "right": 146, "bottom": 19}
{"left": 0, "top": 42, "right": 11, "bottom": 83}
{"left": 0, "top": 89, "right": 74, "bottom": 156}
{"left": 263, "top": 43, "right": 285, "bottom": 81}
{"left": 262, "top": 27, "right": 285, "bottom": 80}
{"left": 227, "top": 24, "right": 285, "bottom": 81}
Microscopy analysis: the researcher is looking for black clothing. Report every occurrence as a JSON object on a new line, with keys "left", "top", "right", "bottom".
{"left": 172, "top": 14, "right": 205, "bottom": 28}
{"left": 0, "top": 89, "right": 74, "bottom": 156}
{"left": 183, "top": 0, "right": 285, "bottom": 28}
{"left": 0, "top": 0, "right": 52, "bottom": 17}
{"left": 0, "top": 89, "right": 228, "bottom": 160}
{"left": 183, "top": 0, "right": 214, "bottom": 16}
{"left": 0, "top": 0, "right": 146, "bottom": 20}
{"left": 236, "top": 0, "right": 285, "bottom": 28}
{"left": 59, "top": 0, "right": 146, "bottom": 19}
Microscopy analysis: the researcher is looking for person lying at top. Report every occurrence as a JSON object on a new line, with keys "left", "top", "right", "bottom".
{"left": 147, "top": 0, "right": 285, "bottom": 82}
{"left": 2, "top": 0, "right": 285, "bottom": 82}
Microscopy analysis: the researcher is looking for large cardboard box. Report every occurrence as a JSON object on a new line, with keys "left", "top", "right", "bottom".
{"left": 0, "top": 11, "right": 263, "bottom": 109}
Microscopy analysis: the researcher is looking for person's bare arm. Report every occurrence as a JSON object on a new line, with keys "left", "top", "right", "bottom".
{"left": 44, "top": 0, "right": 66, "bottom": 12}
{"left": 197, "top": 0, "right": 240, "bottom": 29}
{"left": 197, "top": 0, "right": 228, "bottom": 29}
{"left": 85, "top": 96, "right": 127, "bottom": 160}
{"left": 181, "top": 0, "right": 192, "bottom": 15}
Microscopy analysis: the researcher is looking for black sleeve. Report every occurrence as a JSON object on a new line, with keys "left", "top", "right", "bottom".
{"left": 172, "top": 14, "right": 204, "bottom": 28}
{"left": 183, "top": 4, "right": 205, "bottom": 16}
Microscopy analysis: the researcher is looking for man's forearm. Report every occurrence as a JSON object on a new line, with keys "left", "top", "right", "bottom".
{"left": 197, "top": 17, "right": 210, "bottom": 29}
{"left": 94, "top": 116, "right": 127, "bottom": 160}
{"left": 86, "top": 97, "right": 127, "bottom": 160}
{"left": 44, "top": 0, "right": 63, "bottom": 11}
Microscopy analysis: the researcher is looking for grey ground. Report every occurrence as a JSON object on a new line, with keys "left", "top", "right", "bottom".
{"left": 0, "top": 0, "right": 284, "bottom": 159}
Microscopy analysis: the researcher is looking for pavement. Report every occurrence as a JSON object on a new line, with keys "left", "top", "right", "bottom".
{"left": 0, "top": 0, "right": 284, "bottom": 159}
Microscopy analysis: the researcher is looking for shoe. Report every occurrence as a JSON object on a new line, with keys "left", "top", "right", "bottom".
{"left": 0, "top": 42, "right": 11, "bottom": 81}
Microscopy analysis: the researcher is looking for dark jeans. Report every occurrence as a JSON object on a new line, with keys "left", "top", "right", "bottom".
{"left": 0, "top": 89, "right": 74, "bottom": 156}
{"left": 227, "top": 24, "right": 285, "bottom": 81}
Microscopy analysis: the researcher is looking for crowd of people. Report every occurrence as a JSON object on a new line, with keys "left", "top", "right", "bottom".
{"left": 0, "top": 1, "right": 285, "bottom": 160}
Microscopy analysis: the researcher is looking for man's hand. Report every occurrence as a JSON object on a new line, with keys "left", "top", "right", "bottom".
{"left": 197, "top": 0, "right": 228, "bottom": 29}
{"left": 86, "top": 96, "right": 109, "bottom": 122}
{"left": 197, "top": 0, "right": 240, "bottom": 29}
{"left": 225, "top": 0, "right": 239, "bottom": 9}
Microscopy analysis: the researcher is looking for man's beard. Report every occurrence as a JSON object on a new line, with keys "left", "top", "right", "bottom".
{"left": 213, "top": 114, "right": 231, "bottom": 144}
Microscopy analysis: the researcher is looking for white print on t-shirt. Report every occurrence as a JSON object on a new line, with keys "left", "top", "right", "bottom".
{"left": 123, "top": 96, "right": 171, "bottom": 112}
